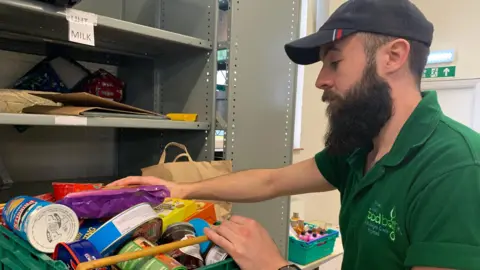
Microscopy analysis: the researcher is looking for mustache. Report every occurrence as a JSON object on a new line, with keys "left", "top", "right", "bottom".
{"left": 322, "top": 91, "right": 342, "bottom": 103}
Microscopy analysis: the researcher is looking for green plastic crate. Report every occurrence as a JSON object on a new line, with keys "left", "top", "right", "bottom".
{"left": 288, "top": 228, "right": 339, "bottom": 265}
{"left": 201, "top": 258, "right": 239, "bottom": 270}
{"left": 0, "top": 225, "right": 238, "bottom": 270}
{"left": 0, "top": 225, "right": 67, "bottom": 270}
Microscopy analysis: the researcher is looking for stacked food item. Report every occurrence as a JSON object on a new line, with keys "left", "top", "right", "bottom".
{"left": 0, "top": 183, "right": 228, "bottom": 269}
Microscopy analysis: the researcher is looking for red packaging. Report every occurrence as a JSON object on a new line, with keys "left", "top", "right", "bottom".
{"left": 83, "top": 69, "right": 124, "bottom": 102}
{"left": 52, "top": 182, "right": 103, "bottom": 201}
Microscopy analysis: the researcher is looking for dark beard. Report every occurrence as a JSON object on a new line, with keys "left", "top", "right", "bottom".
{"left": 323, "top": 63, "right": 393, "bottom": 156}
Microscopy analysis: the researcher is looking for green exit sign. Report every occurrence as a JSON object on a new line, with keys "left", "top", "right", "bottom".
{"left": 423, "top": 66, "right": 456, "bottom": 78}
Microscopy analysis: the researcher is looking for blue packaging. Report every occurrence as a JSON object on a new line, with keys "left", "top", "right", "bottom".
{"left": 87, "top": 203, "right": 161, "bottom": 256}
{"left": 76, "top": 219, "right": 104, "bottom": 241}
{"left": 53, "top": 239, "right": 109, "bottom": 270}
{"left": 188, "top": 218, "right": 211, "bottom": 254}
{"left": 2, "top": 195, "right": 79, "bottom": 253}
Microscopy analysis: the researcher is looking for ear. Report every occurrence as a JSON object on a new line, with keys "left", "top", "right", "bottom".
{"left": 383, "top": 39, "right": 410, "bottom": 74}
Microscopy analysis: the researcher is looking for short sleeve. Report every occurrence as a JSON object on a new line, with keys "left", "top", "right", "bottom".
{"left": 405, "top": 165, "right": 480, "bottom": 269}
{"left": 314, "top": 149, "right": 349, "bottom": 193}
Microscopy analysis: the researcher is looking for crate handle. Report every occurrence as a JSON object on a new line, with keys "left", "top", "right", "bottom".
{"left": 76, "top": 235, "right": 209, "bottom": 270}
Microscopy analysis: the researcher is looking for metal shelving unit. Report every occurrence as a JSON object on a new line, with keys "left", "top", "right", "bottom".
{"left": 0, "top": 0, "right": 218, "bottom": 184}
{"left": 0, "top": 0, "right": 301, "bottom": 260}
{"left": 0, "top": 113, "right": 210, "bottom": 130}
{"left": 0, "top": 0, "right": 212, "bottom": 58}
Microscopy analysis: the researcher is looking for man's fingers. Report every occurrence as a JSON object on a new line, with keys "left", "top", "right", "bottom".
{"left": 204, "top": 227, "right": 234, "bottom": 253}
{"left": 221, "top": 220, "right": 241, "bottom": 231}
{"left": 107, "top": 176, "right": 149, "bottom": 186}
{"left": 107, "top": 176, "right": 142, "bottom": 187}
{"left": 229, "top": 215, "right": 251, "bottom": 225}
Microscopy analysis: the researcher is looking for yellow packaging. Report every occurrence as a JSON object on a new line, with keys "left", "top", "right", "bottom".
{"left": 154, "top": 198, "right": 196, "bottom": 232}
{"left": 166, "top": 113, "right": 198, "bottom": 122}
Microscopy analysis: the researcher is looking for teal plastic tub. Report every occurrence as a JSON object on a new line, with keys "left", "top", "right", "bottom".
{"left": 0, "top": 225, "right": 238, "bottom": 270}
{"left": 288, "top": 228, "right": 339, "bottom": 265}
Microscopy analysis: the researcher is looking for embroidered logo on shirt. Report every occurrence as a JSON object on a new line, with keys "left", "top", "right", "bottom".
{"left": 365, "top": 201, "right": 401, "bottom": 241}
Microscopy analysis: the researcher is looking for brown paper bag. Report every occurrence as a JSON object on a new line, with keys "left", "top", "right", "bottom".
{"left": 141, "top": 142, "right": 232, "bottom": 220}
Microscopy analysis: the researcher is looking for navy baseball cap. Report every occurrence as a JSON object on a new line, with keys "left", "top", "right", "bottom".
{"left": 285, "top": 0, "right": 434, "bottom": 65}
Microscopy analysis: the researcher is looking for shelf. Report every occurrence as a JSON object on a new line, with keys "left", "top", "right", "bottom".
{"left": 0, "top": 0, "right": 212, "bottom": 59}
{"left": 0, "top": 113, "right": 210, "bottom": 130}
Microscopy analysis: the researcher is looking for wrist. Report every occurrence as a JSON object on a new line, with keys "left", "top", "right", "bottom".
{"left": 272, "top": 258, "right": 290, "bottom": 270}
{"left": 178, "top": 182, "right": 195, "bottom": 199}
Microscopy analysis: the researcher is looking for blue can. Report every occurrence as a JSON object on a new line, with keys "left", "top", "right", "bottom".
{"left": 2, "top": 195, "right": 79, "bottom": 253}
{"left": 53, "top": 239, "right": 109, "bottom": 270}
{"left": 76, "top": 219, "right": 104, "bottom": 241}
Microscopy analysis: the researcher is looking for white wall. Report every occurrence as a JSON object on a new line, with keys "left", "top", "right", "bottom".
{"left": 291, "top": 0, "right": 480, "bottom": 225}
{"left": 291, "top": 0, "right": 344, "bottom": 225}
{"left": 413, "top": 0, "right": 479, "bottom": 80}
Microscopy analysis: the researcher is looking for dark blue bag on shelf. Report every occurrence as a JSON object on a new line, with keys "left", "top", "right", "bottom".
{"left": 13, "top": 58, "right": 70, "bottom": 93}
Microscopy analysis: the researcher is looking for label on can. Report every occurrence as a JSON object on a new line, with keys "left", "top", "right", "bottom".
{"left": 177, "top": 234, "right": 204, "bottom": 262}
{"left": 3, "top": 196, "right": 48, "bottom": 234}
{"left": 205, "top": 245, "right": 228, "bottom": 265}
{"left": 76, "top": 219, "right": 104, "bottom": 241}
{"left": 3, "top": 196, "right": 79, "bottom": 253}
{"left": 88, "top": 203, "right": 158, "bottom": 256}
{"left": 117, "top": 237, "right": 154, "bottom": 270}
{"left": 154, "top": 254, "right": 186, "bottom": 269}
{"left": 132, "top": 217, "right": 162, "bottom": 243}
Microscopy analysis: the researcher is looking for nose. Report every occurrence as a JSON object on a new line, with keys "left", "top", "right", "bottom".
{"left": 315, "top": 66, "right": 334, "bottom": 90}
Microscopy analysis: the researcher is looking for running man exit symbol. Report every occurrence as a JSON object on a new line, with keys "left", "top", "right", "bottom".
{"left": 422, "top": 66, "right": 456, "bottom": 79}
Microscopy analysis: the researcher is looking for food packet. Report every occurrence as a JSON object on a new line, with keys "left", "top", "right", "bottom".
{"left": 57, "top": 185, "right": 170, "bottom": 219}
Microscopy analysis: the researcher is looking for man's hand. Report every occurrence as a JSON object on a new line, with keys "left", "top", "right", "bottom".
{"left": 107, "top": 176, "right": 188, "bottom": 198}
{"left": 204, "top": 215, "right": 289, "bottom": 270}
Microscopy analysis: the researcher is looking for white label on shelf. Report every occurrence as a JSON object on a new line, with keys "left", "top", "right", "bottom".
{"left": 65, "top": 9, "right": 97, "bottom": 47}
{"left": 54, "top": 116, "right": 87, "bottom": 126}
{"left": 68, "top": 22, "right": 95, "bottom": 46}
{"left": 65, "top": 9, "right": 98, "bottom": 25}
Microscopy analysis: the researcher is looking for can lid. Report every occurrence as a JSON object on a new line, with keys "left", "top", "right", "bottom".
{"left": 164, "top": 222, "right": 195, "bottom": 232}
{"left": 162, "top": 222, "right": 196, "bottom": 241}
{"left": 27, "top": 204, "right": 79, "bottom": 253}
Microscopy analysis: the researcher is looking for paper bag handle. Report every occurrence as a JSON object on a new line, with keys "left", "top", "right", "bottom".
{"left": 159, "top": 142, "right": 193, "bottom": 164}
{"left": 173, "top": 153, "right": 193, "bottom": 162}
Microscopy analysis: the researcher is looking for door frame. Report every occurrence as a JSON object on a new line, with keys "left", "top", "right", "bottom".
{"left": 421, "top": 78, "right": 480, "bottom": 132}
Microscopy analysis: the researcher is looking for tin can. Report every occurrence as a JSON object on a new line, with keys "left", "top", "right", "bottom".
{"left": 139, "top": 254, "right": 186, "bottom": 270}
{"left": 116, "top": 237, "right": 155, "bottom": 270}
{"left": 204, "top": 244, "right": 229, "bottom": 265}
{"left": 2, "top": 196, "right": 79, "bottom": 253}
{"left": 160, "top": 223, "right": 204, "bottom": 269}
{"left": 87, "top": 203, "right": 161, "bottom": 256}
{"left": 53, "top": 239, "right": 108, "bottom": 270}
{"left": 75, "top": 219, "right": 104, "bottom": 241}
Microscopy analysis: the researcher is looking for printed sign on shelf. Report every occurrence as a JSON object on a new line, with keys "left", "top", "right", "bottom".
{"left": 65, "top": 9, "right": 98, "bottom": 47}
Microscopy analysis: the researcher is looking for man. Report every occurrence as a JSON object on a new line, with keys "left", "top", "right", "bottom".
{"left": 110, "top": 0, "right": 480, "bottom": 269}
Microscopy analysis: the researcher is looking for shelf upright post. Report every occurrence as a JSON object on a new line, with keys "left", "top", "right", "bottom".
{"left": 225, "top": 0, "right": 301, "bottom": 257}
{"left": 158, "top": 0, "right": 219, "bottom": 162}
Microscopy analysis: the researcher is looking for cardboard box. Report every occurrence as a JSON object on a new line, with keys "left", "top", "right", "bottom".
{"left": 21, "top": 91, "right": 160, "bottom": 116}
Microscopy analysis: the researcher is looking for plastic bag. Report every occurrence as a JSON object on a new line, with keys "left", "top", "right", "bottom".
{"left": 57, "top": 185, "right": 170, "bottom": 219}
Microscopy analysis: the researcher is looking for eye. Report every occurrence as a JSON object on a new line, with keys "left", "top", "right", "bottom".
{"left": 330, "top": 60, "right": 341, "bottom": 70}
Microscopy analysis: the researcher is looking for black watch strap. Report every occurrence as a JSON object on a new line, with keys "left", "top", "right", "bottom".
{"left": 278, "top": 264, "right": 301, "bottom": 270}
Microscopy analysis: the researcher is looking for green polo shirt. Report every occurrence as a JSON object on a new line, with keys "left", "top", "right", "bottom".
{"left": 315, "top": 91, "right": 480, "bottom": 270}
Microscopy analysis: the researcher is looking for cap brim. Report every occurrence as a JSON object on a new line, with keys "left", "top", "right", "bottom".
{"left": 284, "top": 29, "right": 355, "bottom": 65}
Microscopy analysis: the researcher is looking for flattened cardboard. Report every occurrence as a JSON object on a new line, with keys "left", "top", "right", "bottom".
{"left": 22, "top": 91, "right": 159, "bottom": 116}
{"left": 22, "top": 105, "right": 150, "bottom": 116}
